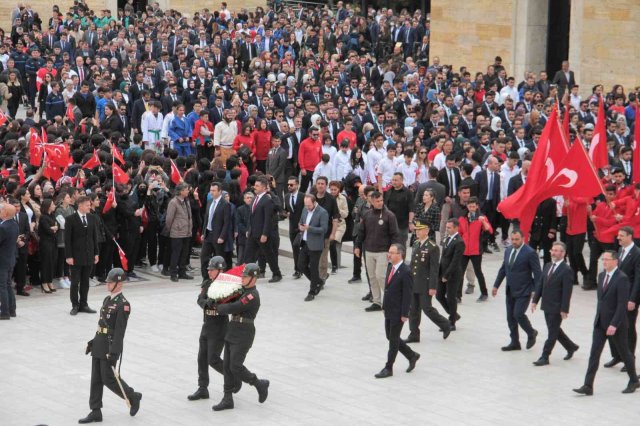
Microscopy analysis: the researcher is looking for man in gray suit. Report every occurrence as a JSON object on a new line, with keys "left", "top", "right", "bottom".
{"left": 298, "top": 194, "right": 329, "bottom": 302}
{"left": 266, "top": 134, "right": 288, "bottom": 207}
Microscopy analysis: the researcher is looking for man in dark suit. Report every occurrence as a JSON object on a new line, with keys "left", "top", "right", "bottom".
{"left": 298, "top": 195, "right": 329, "bottom": 302}
{"left": 604, "top": 227, "right": 640, "bottom": 369}
{"left": 285, "top": 177, "right": 305, "bottom": 279}
{"left": 374, "top": 243, "right": 420, "bottom": 378}
{"left": 475, "top": 156, "right": 501, "bottom": 251}
{"left": 65, "top": 196, "right": 100, "bottom": 316}
{"left": 437, "top": 218, "right": 465, "bottom": 330}
{"left": 493, "top": 229, "right": 541, "bottom": 351}
{"left": 10, "top": 198, "right": 30, "bottom": 297}
{"left": 131, "top": 91, "right": 151, "bottom": 134}
{"left": 244, "top": 176, "right": 282, "bottom": 282}
{"left": 574, "top": 250, "right": 640, "bottom": 395}
{"left": 0, "top": 203, "right": 19, "bottom": 319}
{"left": 266, "top": 134, "right": 288, "bottom": 206}
{"left": 551, "top": 60, "right": 576, "bottom": 98}
{"left": 531, "top": 242, "right": 579, "bottom": 365}
{"left": 200, "top": 182, "right": 230, "bottom": 279}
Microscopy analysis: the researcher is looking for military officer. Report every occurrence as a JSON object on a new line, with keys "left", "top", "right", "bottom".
{"left": 188, "top": 256, "right": 242, "bottom": 400}
{"left": 405, "top": 221, "right": 452, "bottom": 343}
{"left": 212, "top": 263, "right": 270, "bottom": 411}
{"left": 79, "top": 268, "right": 142, "bottom": 424}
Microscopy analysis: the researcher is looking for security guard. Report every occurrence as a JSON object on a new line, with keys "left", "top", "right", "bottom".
{"left": 188, "top": 256, "right": 241, "bottom": 401}
{"left": 404, "top": 221, "right": 452, "bottom": 343}
{"left": 212, "top": 263, "right": 270, "bottom": 411}
{"left": 79, "top": 268, "right": 142, "bottom": 424}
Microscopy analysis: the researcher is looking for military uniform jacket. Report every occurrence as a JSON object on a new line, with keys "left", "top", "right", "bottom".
{"left": 216, "top": 287, "right": 260, "bottom": 345}
{"left": 411, "top": 239, "right": 440, "bottom": 294}
{"left": 91, "top": 294, "right": 130, "bottom": 360}
{"left": 198, "top": 278, "right": 230, "bottom": 325}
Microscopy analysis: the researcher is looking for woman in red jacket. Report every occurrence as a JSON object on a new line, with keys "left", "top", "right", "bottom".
{"left": 252, "top": 119, "right": 272, "bottom": 173}
{"left": 233, "top": 123, "right": 256, "bottom": 172}
{"left": 458, "top": 197, "right": 493, "bottom": 301}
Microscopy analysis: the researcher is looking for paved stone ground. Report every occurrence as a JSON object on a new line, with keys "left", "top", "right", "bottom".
{"left": 2, "top": 236, "right": 639, "bottom": 426}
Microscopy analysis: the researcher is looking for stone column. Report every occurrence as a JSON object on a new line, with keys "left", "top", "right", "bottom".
{"left": 512, "top": 0, "right": 549, "bottom": 83}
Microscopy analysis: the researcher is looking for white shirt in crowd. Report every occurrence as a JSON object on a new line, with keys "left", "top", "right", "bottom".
{"left": 332, "top": 149, "right": 351, "bottom": 181}
{"left": 366, "top": 147, "right": 384, "bottom": 184}
{"left": 376, "top": 157, "right": 396, "bottom": 188}
{"left": 213, "top": 119, "right": 238, "bottom": 148}
{"left": 313, "top": 162, "right": 334, "bottom": 184}
{"left": 499, "top": 163, "right": 520, "bottom": 200}
{"left": 397, "top": 160, "right": 419, "bottom": 187}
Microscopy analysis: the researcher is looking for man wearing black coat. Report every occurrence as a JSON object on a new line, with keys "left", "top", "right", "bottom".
{"left": 285, "top": 177, "right": 305, "bottom": 279}
{"left": 0, "top": 203, "right": 19, "bottom": 319}
{"left": 574, "top": 250, "right": 640, "bottom": 395}
{"left": 528, "top": 198, "right": 558, "bottom": 265}
{"left": 11, "top": 198, "right": 30, "bottom": 297}
{"left": 374, "top": 244, "right": 420, "bottom": 379}
{"left": 65, "top": 196, "right": 100, "bottom": 316}
{"left": 475, "top": 156, "right": 502, "bottom": 250}
{"left": 531, "top": 242, "right": 578, "bottom": 365}
{"left": 437, "top": 218, "right": 465, "bottom": 330}
{"left": 200, "top": 182, "right": 231, "bottom": 279}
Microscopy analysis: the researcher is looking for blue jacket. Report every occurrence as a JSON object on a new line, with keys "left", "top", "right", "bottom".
{"left": 168, "top": 115, "right": 190, "bottom": 142}
{"left": 45, "top": 92, "right": 66, "bottom": 120}
{"left": 493, "top": 244, "right": 542, "bottom": 298}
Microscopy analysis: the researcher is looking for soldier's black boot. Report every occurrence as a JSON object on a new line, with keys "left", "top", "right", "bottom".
{"left": 78, "top": 409, "right": 102, "bottom": 424}
{"left": 255, "top": 379, "right": 270, "bottom": 403}
{"left": 129, "top": 392, "right": 142, "bottom": 416}
{"left": 212, "top": 393, "right": 234, "bottom": 411}
{"left": 187, "top": 387, "right": 210, "bottom": 400}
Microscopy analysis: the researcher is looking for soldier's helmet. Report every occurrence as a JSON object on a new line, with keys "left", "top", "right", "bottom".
{"left": 208, "top": 256, "right": 227, "bottom": 270}
{"left": 106, "top": 268, "right": 127, "bottom": 283}
{"left": 242, "top": 263, "right": 260, "bottom": 278}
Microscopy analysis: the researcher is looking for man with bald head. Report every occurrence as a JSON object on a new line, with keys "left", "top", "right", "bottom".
{"left": 0, "top": 203, "right": 19, "bottom": 319}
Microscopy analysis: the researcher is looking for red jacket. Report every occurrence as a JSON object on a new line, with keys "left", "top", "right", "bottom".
{"left": 592, "top": 202, "right": 618, "bottom": 243}
{"left": 192, "top": 119, "right": 214, "bottom": 146}
{"left": 252, "top": 130, "right": 272, "bottom": 161}
{"left": 298, "top": 137, "right": 323, "bottom": 171}
{"left": 565, "top": 197, "right": 589, "bottom": 236}
{"left": 459, "top": 215, "right": 493, "bottom": 256}
{"left": 232, "top": 134, "right": 256, "bottom": 156}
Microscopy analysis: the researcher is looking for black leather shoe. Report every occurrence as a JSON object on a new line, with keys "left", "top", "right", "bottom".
{"left": 127, "top": 272, "right": 139, "bottom": 279}
{"left": 501, "top": 344, "right": 522, "bottom": 351}
{"left": 442, "top": 327, "right": 451, "bottom": 339}
{"left": 364, "top": 304, "right": 382, "bottom": 312}
{"left": 187, "top": 387, "right": 209, "bottom": 400}
{"left": 255, "top": 379, "right": 269, "bottom": 403}
{"left": 79, "top": 305, "right": 96, "bottom": 314}
{"left": 406, "top": 353, "right": 420, "bottom": 373}
{"left": 348, "top": 276, "right": 362, "bottom": 283}
{"left": 16, "top": 290, "right": 30, "bottom": 296}
{"left": 170, "top": 275, "right": 179, "bottom": 282}
{"left": 293, "top": 271, "right": 302, "bottom": 279}
{"left": 257, "top": 271, "right": 266, "bottom": 279}
{"left": 477, "top": 295, "right": 488, "bottom": 302}
{"left": 268, "top": 275, "right": 282, "bottom": 283}
{"left": 9, "top": 310, "right": 16, "bottom": 317}
{"left": 179, "top": 273, "right": 194, "bottom": 280}
{"left": 78, "top": 409, "right": 102, "bottom": 423}
{"left": 526, "top": 330, "right": 538, "bottom": 349}
{"left": 70, "top": 306, "right": 79, "bottom": 316}
{"left": 129, "top": 392, "right": 142, "bottom": 416}
{"left": 604, "top": 358, "right": 621, "bottom": 368}
{"left": 362, "top": 292, "right": 372, "bottom": 301}
{"left": 449, "top": 324, "right": 457, "bottom": 331}
{"left": 374, "top": 368, "right": 393, "bottom": 378}
{"left": 304, "top": 294, "right": 315, "bottom": 302}
{"left": 161, "top": 269, "right": 171, "bottom": 276}
{"left": 533, "top": 357, "right": 549, "bottom": 366}
{"left": 0, "top": 314, "right": 10, "bottom": 320}
{"left": 621, "top": 366, "right": 628, "bottom": 372}
{"left": 212, "top": 393, "right": 234, "bottom": 411}
{"left": 404, "top": 335, "right": 420, "bottom": 344}
{"left": 622, "top": 382, "right": 640, "bottom": 394}
{"left": 572, "top": 385, "right": 593, "bottom": 396}
{"left": 564, "top": 346, "right": 579, "bottom": 360}
{"left": 581, "top": 284, "right": 597, "bottom": 291}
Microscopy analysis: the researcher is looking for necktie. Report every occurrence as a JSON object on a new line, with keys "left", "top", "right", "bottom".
{"left": 208, "top": 199, "right": 217, "bottom": 230}
{"left": 603, "top": 273, "right": 610, "bottom": 292}
{"left": 547, "top": 263, "right": 556, "bottom": 279}
{"left": 449, "top": 169, "right": 455, "bottom": 197}
{"left": 82, "top": 215, "right": 87, "bottom": 227}
{"left": 121, "top": 116, "right": 126, "bottom": 127}
{"left": 252, "top": 196, "right": 259, "bottom": 212}
{"left": 508, "top": 248, "right": 518, "bottom": 269}
{"left": 291, "top": 194, "right": 295, "bottom": 210}
{"left": 620, "top": 248, "right": 626, "bottom": 263}
{"left": 487, "top": 172, "right": 493, "bottom": 200}
{"left": 386, "top": 266, "right": 395, "bottom": 285}
{"left": 79, "top": 67, "right": 84, "bottom": 81}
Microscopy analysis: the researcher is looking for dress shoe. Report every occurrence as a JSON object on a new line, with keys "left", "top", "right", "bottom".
{"left": 362, "top": 292, "right": 372, "bottom": 301}
{"left": 526, "top": 330, "right": 538, "bottom": 350}
{"left": 406, "top": 353, "right": 420, "bottom": 373}
{"left": 622, "top": 382, "right": 640, "bottom": 394}
{"left": 483, "top": 247, "right": 493, "bottom": 254}
{"left": 293, "top": 271, "right": 302, "bottom": 279}
{"left": 304, "top": 294, "right": 315, "bottom": 302}
{"left": 564, "top": 346, "right": 579, "bottom": 360}
{"left": 621, "top": 366, "right": 628, "bottom": 372}
{"left": 581, "top": 284, "right": 597, "bottom": 291}
{"left": 604, "top": 358, "right": 621, "bottom": 368}
{"left": 257, "top": 271, "right": 266, "bottom": 279}
{"left": 16, "top": 290, "right": 30, "bottom": 296}
{"left": 127, "top": 272, "right": 139, "bottom": 279}
{"left": 364, "top": 304, "right": 382, "bottom": 312}
{"left": 170, "top": 275, "right": 179, "bottom": 282}
{"left": 477, "top": 295, "right": 488, "bottom": 302}
{"left": 129, "top": 392, "right": 142, "bottom": 416}
{"left": 255, "top": 379, "right": 269, "bottom": 403}
{"left": 79, "top": 305, "right": 96, "bottom": 314}
{"left": 78, "top": 409, "right": 103, "bottom": 423}
{"left": 268, "top": 275, "right": 282, "bottom": 283}
{"left": 179, "top": 273, "right": 194, "bottom": 280}
{"left": 501, "top": 343, "right": 522, "bottom": 351}
{"left": 9, "top": 310, "right": 16, "bottom": 317}
{"left": 442, "top": 327, "right": 451, "bottom": 339}
{"left": 212, "top": 393, "right": 234, "bottom": 411}
{"left": 572, "top": 385, "right": 593, "bottom": 396}
{"left": 374, "top": 368, "right": 393, "bottom": 378}
{"left": 533, "top": 357, "right": 549, "bottom": 366}
{"left": 465, "top": 285, "right": 474, "bottom": 294}
{"left": 455, "top": 313, "right": 461, "bottom": 321}
{"left": 331, "top": 267, "right": 338, "bottom": 275}
{"left": 161, "top": 269, "right": 171, "bottom": 276}
{"left": 187, "top": 387, "right": 209, "bottom": 401}
{"left": 70, "top": 306, "right": 79, "bottom": 316}
{"left": 348, "top": 276, "right": 362, "bottom": 283}
{"left": 0, "top": 314, "right": 10, "bottom": 320}
{"left": 404, "top": 335, "right": 420, "bottom": 344}
{"left": 449, "top": 324, "right": 456, "bottom": 331}
{"left": 491, "top": 242, "right": 501, "bottom": 252}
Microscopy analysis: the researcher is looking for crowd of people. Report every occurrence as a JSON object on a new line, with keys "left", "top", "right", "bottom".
{"left": 0, "top": 0, "right": 639, "bottom": 397}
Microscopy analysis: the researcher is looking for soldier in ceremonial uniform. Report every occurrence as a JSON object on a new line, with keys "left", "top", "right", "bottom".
{"left": 212, "top": 263, "right": 270, "bottom": 411}
{"left": 79, "top": 268, "right": 142, "bottom": 424}
{"left": 188, "top": 256, "right": 241, "bottom": 401}
{"left": 405, "top": 221, "right": 451, "bottom": 343}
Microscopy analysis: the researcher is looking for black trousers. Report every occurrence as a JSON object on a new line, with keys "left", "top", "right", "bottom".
{"left": 197, "top": 318, "right": 227, "bottom": 388}
{"left": 436, "top": 277, "right": 459, "bottom": 325}
{"left": 13, "top": 252, "right": 27, "bottom": 292}
{"left": 542, "top": 311, "right": 578, "bottom": 358}
{"left": 587, "top": 241, "right": 614, "bottom": 286}
{"left": 222, "top": 326, "right": 258, "bottom": 394}
{"left": 170, "top": 237, "right": 191, "bottom": 275}
{"left": 245, "top": 236, "right": 281, "bottom": 276}
{"left": 609, "top": 308, "right": 639, "bottom": 361}
{"left": 408, "top": 292, "right": 450, "bottom": 336}
{"left": 141, "top": 221, "right": 159, "bottom": 266}
{"left": 585, "top": 325, "right": 638, "bottom": 387}
{"left": 289, "top": 232, "right": 300, "bottom": 273}
{"left": 298, "top": 242, "right": 322, "bottom": 295}
{"left": 506, "top": 293, "right": 535, "bottom": 344}
{"left": 300, "top": 171, "right": 313, "bottom": 193}
{"left": 481, "top": 201, "right": 499, "bottom": 243}
{"left": 529, "top": 237, "right": 552, "bottom": 265}
{"left": 89, "top": 356, "right": 136, "bottom": 410}
{"left": 566, "top": 233, "right": 588, "bottom": 283}
{"left": 200, "top": 238, "right": 225, "bottom": 279}
{"left": 159, "top": 235, "right": 171, "bottom": 269}
{"left": 460, "top": 255, "right": 488, "bottom": 296}
{"left": 70, "top": 264, "right": 92, "bottom": 308}
{"left": 95, "top": 241, "right": 114, "bottom": 281}
{"left": 353, "top": 253, "right": 362, "bottom": 278}
{"left": 384, "top": 319, "right": 415, "bottom": 370}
